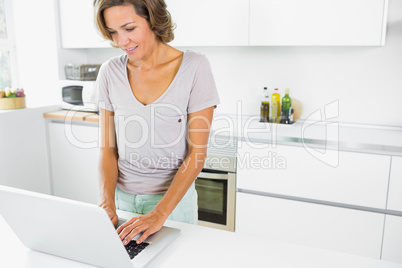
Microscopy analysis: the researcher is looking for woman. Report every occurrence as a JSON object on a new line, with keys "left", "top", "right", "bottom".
{"left": 92, "top": 0, "right": 220, "bottom": 245}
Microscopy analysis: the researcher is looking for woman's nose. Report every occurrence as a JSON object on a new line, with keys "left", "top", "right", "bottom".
{"left": 117, "top": 33, "right": 130, "bottom": 47}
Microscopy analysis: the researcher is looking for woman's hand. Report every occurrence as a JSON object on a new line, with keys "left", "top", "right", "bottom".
{"left": 116, "top": 210, "right": 167, "bottom": 245}
{"left": 100, "top": 203, "right": 119, "bottom": 227}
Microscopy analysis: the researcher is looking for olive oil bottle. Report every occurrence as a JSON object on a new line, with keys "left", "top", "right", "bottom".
{"left": 260, "top": 87, "right": 270, "bottom": 122}
{"left": 280, "top": 88, "right": 292, "bottom": 124}
{"left": 270, "top": 88, "right": 281, "bottom": 123}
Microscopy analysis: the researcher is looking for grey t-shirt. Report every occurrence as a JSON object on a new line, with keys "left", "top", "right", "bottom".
{"left": 92, "top": 51, "right": 220, "bottom": 194}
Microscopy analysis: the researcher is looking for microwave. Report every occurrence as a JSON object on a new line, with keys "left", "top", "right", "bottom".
{"left": 60, "top": 80, "right": 98, "bottom": 112}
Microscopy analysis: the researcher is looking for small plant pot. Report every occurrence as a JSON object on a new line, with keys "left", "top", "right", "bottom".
{"left": 0, "top": 97, "right": 26, "bottom": 110}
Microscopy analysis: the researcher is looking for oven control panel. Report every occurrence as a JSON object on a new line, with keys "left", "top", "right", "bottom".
{"left": 203, "top": 154, "right": 236, "bottom": 173}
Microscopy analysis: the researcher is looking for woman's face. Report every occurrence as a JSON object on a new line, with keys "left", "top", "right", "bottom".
{"left": 104, "top": 4, "right": 157, "bottom": 62}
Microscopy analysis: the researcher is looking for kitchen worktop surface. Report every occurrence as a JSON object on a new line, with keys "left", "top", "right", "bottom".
{"left": 211, "top": 113, "right": 402, "bottom": 156}
{"left": 1, "top": 209, "right": 402, "bottom": 268}
{"left": 43, "top": 109, "right": 402, "bottom": 156}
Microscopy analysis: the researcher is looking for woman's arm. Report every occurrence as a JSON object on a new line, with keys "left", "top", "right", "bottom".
{"left": 98, "top": 108, "right": 119, "bottom": 226}
{"left": 117, "top": 106, "right": 214, "bottom": 244}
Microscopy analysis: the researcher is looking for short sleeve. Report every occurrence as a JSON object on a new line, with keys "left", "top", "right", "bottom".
{"left": 90, "top": 62, "right": 115, "bottom": 112}
{"left": 187, "top": 56, "right": 220, "bottom": 114}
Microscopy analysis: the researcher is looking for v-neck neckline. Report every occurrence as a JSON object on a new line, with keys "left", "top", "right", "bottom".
{"left": 124, "top": 51, "right": 186, "bottom": 108}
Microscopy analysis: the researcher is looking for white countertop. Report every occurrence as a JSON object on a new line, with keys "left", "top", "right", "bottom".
{"left": 1, "top": 210, "right": 402, "bottom": 268}
{"left": 39, "top": 109, "right": 402, "bottom": 156}
{"left": 210, "top": 113, "right": 402, "bottom": 156}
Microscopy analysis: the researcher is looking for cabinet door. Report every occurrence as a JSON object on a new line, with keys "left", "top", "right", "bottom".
{"left": 167, "top": 0, "right": 249, "bottom": 46}
{"left": 236, "top": 192, "right": 384, "bottom": 258}
{"left": 237, "top": 142, "right": 390, "bottom": 209}
{"left": 387, "top": 156, "right": 402, "bottom": 212}
{"left": 249, "top": 0, "right": 388, "bottom": 46}
{"left": 382, "top": 215, "right": 402, "bottom": 264}
{"left": 48, "top": 122, "right": 100, "bottom": 204}
{"left": 59, "top": 0, "right": 110, "bottom": 48}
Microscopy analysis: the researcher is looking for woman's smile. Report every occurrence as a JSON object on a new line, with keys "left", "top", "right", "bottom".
{"left": 125, "top": 46, "right": 139, "bottom": 54}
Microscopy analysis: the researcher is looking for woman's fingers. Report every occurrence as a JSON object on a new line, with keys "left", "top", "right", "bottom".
{"left": 136, "top": 228, "right": 154, "bottom": 244}
{"left": 122, "top": 221, "right": 151, "bottom": 245}
{"left": 117, "top": 213, "right": 165, "bottom": 245}
{"left": 110, "top": 214, "right": 119, "bottom": 227}
{"left": 117, "top": 217, "right": 139, "bottom": 236}
{"left": 116, "top": 217, "right": 132, "bottom": 233}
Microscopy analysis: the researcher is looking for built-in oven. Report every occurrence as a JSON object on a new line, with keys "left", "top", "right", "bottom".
{"left": 195, "top": 137, "right": 237, "bottom": 232}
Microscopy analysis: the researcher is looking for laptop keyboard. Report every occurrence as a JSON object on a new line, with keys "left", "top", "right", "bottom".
{"left": 125, "top": 240, "right": 150, "bottom": 259}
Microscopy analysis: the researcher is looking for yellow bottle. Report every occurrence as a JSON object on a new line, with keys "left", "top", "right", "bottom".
{"left": 270, "top": 88, "right": 281, "bottom": 123}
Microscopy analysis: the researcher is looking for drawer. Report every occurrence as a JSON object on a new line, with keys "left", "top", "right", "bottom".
{"left": 237, "top": 142, "right": 390, "bottom": 209}
{"left": 387, "top": 156, "right": 402, "bottom": 211}
{"left": 236, "top": 192, "right": 384, "bottom": 258}
{"left": 382, "top": 215, "right": 402, "bottom": 263}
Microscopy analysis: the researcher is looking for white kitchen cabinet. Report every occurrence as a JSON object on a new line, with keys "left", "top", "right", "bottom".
{"left": 382, "top": 215, "right": 402, "bottom": 263}
{"left": 58, "top": 0, "right": 248, "bottom": 48}
{"left": 236, "top": 192, "right": 385, "bottom": 258}
{"left": 47, "top": 121, "right": 100, "bottom": 204}
{"left": 58, "top": 0, "right": 388, "bottom": 48}
{"left": 386, "top": 156, "right": 402, "bottom": 212}
{"left": 237, "top": 142, "right": 390, "bottom": 209}
{"left": 167, "top": 0, "right": 249, "bottom": 46}
{"left": 249, "top": 0, "right": 388, "bottom": 46}
{"left": 59, "top": 0, "right": 110, "bottom": 48}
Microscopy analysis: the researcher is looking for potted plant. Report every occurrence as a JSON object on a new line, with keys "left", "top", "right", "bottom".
{"left": 0, "top": 87, "right": 26, "bottom": 110}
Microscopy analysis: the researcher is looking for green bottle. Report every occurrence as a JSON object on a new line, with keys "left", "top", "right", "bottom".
{"left": 280, "top": 88, "right": 292, "bottom": 124}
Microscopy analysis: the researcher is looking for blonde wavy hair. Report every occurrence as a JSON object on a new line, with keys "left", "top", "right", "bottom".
{"left": 93, "top": 0, "right": 175, "bottom": 45}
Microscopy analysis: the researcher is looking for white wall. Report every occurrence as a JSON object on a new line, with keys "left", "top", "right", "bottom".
{"left": 12, "top": 0, "right": 60, "bottom": 107}
{"left": 84, "top": 0, "right": 402, "bottom": 127}
{"left": 9, "top": 0, "right": 402, "bottom": 126}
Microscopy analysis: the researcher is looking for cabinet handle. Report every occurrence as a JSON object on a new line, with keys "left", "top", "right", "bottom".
{"left": 198, "top": 172, "right": 229, "bottom": 181}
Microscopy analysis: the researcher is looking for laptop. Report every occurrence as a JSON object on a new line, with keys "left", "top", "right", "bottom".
{"left": 0, "top": 185, "right": 180, "bottom": 268}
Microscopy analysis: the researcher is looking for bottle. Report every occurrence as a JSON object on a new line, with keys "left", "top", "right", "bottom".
{"left": 289, "top": 108, "right": 294, "bottom": 124}
{"left": 280, "top": 88, "right": 292, "bottom": 124}
{"left": 270, "top": 88, "right": 281, "bottom": 123}
{"left": 260, "top": 87, "right": 270, "bottom": 122}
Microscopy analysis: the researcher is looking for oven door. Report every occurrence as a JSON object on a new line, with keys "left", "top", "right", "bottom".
{"left": 195, "top": 170, "right": 236, "bottom": 232}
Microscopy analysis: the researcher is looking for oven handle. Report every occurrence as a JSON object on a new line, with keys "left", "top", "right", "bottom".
{"left": 198, "top": 172, "right": 228, "bottom": 181}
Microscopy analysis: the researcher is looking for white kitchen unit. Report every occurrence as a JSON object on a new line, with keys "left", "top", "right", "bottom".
{"left": 249, "top": 0, "right": 388, "bottom": 46}
{"left": 236, "top": 192, "right": 385, "bottom": 258}
{"left": 386, "top": 156, "right": 402, "bottom": 212}
{"left": 47, "top": 121, "right": 100, "bottom": 204}
{"left": 59, "top": 0, "right": 110, "bottom": 48}
{"left": 167, "top": 0, "right": 249, "bottom": 46}
{"left": 58, "top": 0, "right": 388, "bottom": 48}
{"left": 382, "top": 215, "right": 402, "bottom": 263}
{"left": 58, "top": 0, "right": 248, "bottom": 48}
{"left": 237, "top": 142, "right": 391, "bottom": 209}
{"left": 235, "top": 140, "right": 394, "bottom": 259}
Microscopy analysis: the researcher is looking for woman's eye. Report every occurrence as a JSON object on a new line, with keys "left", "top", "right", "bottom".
{"left": 126, "top": 27, "right": 135, "bottom": 32}
{"left": 108, "top": 31, "right": 117, "bottom": 35}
